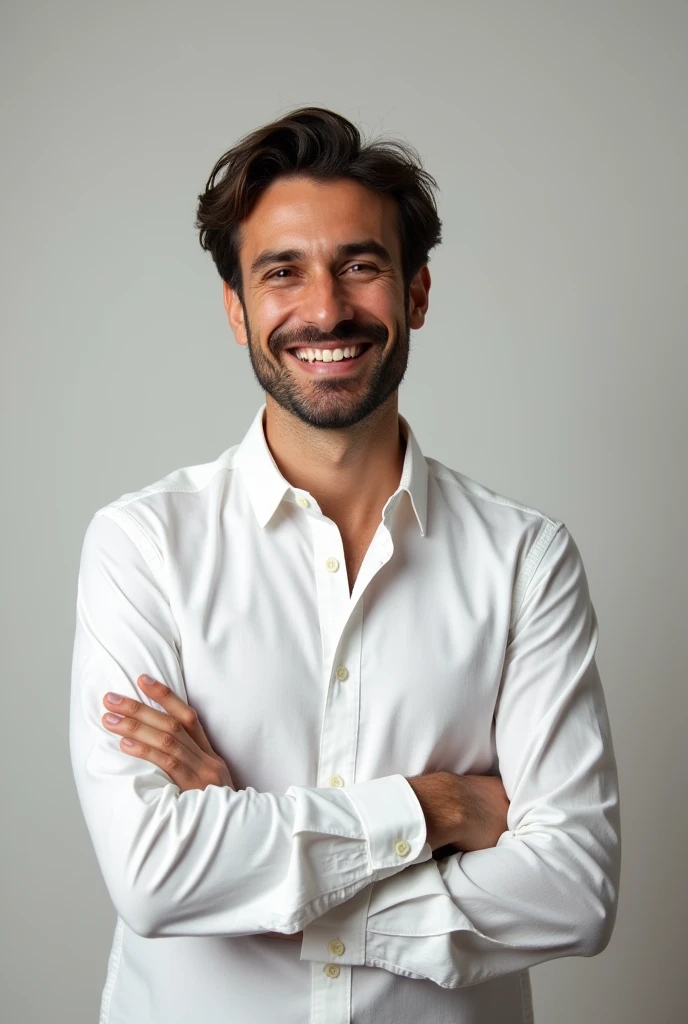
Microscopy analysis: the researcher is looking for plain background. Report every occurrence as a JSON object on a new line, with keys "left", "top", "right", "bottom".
{"left": 1, "top": 1, "right": 685, "bottom": 1021}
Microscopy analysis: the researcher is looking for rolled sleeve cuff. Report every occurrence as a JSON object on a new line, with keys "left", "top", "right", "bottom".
{"left": 300, "top": 776, "right": 431, "bottom": 966}
{"left": 342, "top": 774, "right": 430, "bottom": 877}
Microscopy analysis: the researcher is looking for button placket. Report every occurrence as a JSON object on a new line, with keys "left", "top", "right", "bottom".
{"left": 316, "top": 603, "right": 363, "bottom": 791}
{"left": 306, "top": 515, "right": 395, "bottom": 1023}
{"left": 309, "top": 517, "right": 357, "bottom": 794}
{"left": 348, "top": 522, "right": 395, "bottom": 607}
{"left": 310, "top": 961, "right": 351, "bottom": 1024}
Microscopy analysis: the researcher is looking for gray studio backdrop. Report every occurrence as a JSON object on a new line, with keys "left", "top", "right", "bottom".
{"left": 1, "top": 2, "right": 685, "bottom": 1021}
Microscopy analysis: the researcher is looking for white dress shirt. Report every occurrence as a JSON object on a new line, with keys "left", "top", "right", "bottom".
{"left": 69, "top": 404, "right": 620, "bottom": 1024}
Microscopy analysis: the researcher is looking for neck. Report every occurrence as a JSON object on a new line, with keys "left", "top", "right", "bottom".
{"left": 263, "top": 393, "right": 405, "bottom": 534}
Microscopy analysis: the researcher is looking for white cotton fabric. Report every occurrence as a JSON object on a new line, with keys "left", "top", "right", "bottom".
{"left": 69, "top": 404, "right": 620, "bottom": 1024}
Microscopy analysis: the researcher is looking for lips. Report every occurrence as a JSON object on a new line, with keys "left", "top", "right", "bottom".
{"left": 284, "top": 342, "right": 374, "bottom": 375}
{"left": 288, "top": 343, "right": 371, "bottom": 364}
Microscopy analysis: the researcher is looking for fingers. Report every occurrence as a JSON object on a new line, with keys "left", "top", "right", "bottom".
{"left": 113, "top": 729, "right": 201, "bottom": 789}
{"left": 103, "top": 674, "right": 215, "bottom": 756}
{"left": 102, "top": 705, "right": 209, "bottom": 780}
{"left": 138, "top": 675, "right": 217, "bottom": 756}
{"left": 102, "top": 687, "right": 200, "bottom": 757}
{"left": 101, "top": 676, "right": 236, "bottom": 793}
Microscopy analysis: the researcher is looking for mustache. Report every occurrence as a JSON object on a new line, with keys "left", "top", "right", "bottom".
{"left": 268, "top": 320, "right": 388, "bottom": 356}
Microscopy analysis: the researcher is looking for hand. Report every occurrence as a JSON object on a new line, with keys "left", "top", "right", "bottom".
{"left": 406, "top": 771, "right": 509, "bottom": 852}
{"left": 103, "top": 676, "right": 303, "bottom": 941}
{"left": 102, "top": 675, "right": 235, "bottom": 793}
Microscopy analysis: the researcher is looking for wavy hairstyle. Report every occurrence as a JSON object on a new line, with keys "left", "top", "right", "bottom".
{"left": 195, "top": 106, "right": 442, "bottom": 301}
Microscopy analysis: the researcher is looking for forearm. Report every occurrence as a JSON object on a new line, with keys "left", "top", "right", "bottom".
{"left": 302, "top": 526, "right": 622, "bottom": 985}
{"left": 71, "top": 511, "right": 431, "bottom": 940}
{"left": 73, "top": 726, "right": 429, "bottom": 939}
{"left": 406, "top": 771, "right": 509, "bottom": 852}
{"left": 362, "top": 804, "right": 619, "bottom": 987}
{"left": 302, "top": 764, "right": 619, "bottom": 985}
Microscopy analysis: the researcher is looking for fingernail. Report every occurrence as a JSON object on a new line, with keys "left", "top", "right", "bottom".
{"left": 104, "top": 713, "right": 123, "bottom": 724}
{"left": 140, "top": 675, "right": 155, "bottom": 685}
{"left": 106, "top": 692, "right": 122, "bottom": 703}
{"left": 122, "top": 738, "right": 135, "bottom": 747}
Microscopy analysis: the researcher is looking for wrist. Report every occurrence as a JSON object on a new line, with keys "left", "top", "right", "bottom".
{"left": 406, "top": 771, "right": 459, "bottom": 850}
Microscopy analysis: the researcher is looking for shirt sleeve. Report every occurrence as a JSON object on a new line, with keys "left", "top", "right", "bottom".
{"left": 69, "top": 510, "right": 431, "bottom": 940}
{"left": 300, "top": 523, "right": 621, "bottom": 987}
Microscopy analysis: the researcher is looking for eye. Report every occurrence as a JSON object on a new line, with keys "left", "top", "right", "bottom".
{"left": 345, "top": 263, "right": 376, "bottom": 274}
{"left": 268, "top": 268, "right": 294, "bottom": 280}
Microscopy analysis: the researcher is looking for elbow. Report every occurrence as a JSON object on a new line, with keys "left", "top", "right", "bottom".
{"left": 548, "top": 815, "right": 621, "bottom": 959}
{"left": 109, "top": 885, "right": 166, "bottom": 938}
{"left": 123, "top": 908, "right": 164, "bottom": 940}
{"left": 105, "top": 860, "right": 182, "bottom": 938}
{"left": 578, "top": 897, "right": 617, "bottom": 958}
{"left": 572, "top": 873, "right": 619, "bottom": 959}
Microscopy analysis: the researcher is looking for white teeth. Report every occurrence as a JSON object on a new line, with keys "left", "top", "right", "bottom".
{"left": 292, "top": 345, "right": 364, "bottom": 362}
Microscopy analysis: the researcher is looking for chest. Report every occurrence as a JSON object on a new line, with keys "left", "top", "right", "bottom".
{"left": 341, "top": 525, "right": 379, "bottom": 592}
{"left": 168, "top": 502, "right": 512, "bottom": 792}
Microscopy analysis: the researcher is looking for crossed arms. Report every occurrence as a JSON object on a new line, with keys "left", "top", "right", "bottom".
{"left": 69, "top": 509, "right": 620, "bottom": 989}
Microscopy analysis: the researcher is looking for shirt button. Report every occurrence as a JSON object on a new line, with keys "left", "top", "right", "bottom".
{"left": 325, "top": 557, "right": 340, "bottom": 572}
{"left": 324, "top": 963, "right": 341, "bottom": 979}
{"left": 335, "top": 665, "right": 349, "bottom": 681}
{"left": 395, "top": 839, "right": 411, "bottom": 857}
{"left": 328, "top": 938, "right": 345, "bottom": 957}
{"left": 329, "top": 774, "right": 345, "bottom": 788}
{"left": 296, "top": 496, "right": 310, "bottom": 508}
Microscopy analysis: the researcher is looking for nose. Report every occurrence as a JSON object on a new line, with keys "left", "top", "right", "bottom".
{"left": 298, "top": 271, "right": 355, "bottom": 332}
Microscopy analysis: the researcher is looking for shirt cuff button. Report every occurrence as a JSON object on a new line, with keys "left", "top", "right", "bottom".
{"left": 395, "top": 839, "right": 411, "bottom": 857}
{"left": 328, "top": 938, "right": 345, "bottom": 956}
{"left": 324, "top": 963, "right": 341, "bottom": 979}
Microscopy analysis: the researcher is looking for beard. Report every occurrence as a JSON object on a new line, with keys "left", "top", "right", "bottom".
{"left": 242, "top": 307, "right": 411, "bottom": 430}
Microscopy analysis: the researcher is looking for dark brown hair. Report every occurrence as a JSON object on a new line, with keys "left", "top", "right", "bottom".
{"left": 195, "top": 106, "right": 442, "bottom": 302}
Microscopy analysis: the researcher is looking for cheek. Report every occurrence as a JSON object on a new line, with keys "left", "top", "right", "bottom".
{"left": 250, "top": 295, "right": 295, "bottom": 348}
{"left": 260, "top": 292, "right": 294, "bottom": 324}
{"left": 364, "top": 281, "right": 403, "bottom": 322}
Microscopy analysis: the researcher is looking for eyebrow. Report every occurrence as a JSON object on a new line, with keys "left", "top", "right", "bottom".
{"left": 249, "top": 239, "right": 394, "bottom": 278}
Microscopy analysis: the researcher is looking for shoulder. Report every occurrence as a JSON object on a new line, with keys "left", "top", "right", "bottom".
{"left": 85, "top": 443, "right": 243, "bottom": 562}
{"left": 424, "top": 455, "right": 569, "bottom": 611}
{"left": 426, "top": 455, "right": 562, "bottom": 533}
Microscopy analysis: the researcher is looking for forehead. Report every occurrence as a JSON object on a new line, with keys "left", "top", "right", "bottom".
{"left": 239, "top": 176, "right": 401, "bottom": 267}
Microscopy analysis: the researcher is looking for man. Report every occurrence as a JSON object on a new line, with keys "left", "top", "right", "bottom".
{"left": 70, "top": 106, "right": 620, "bottom": 1024}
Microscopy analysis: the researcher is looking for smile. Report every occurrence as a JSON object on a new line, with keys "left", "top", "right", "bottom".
{"left": 284, "top": 343, "right": 374, "bottom": 375}
{"left": 290, "top": 344, "right": 369, "bottom": 363}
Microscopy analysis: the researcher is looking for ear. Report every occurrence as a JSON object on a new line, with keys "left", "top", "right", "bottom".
{"left": 407, "top": 266, "right": 431, "bottom": 330}
{"left": 223, "top": 281, "right": 248, "bottom": 347}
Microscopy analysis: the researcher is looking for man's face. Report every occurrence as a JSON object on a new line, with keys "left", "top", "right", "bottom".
{"left": 224, "top": 176, "right": 428, "bottom": 429}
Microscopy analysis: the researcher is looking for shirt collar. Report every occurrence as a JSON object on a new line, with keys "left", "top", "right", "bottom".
{"left": 235, "top": 404, "right": 428, "bottom": 537}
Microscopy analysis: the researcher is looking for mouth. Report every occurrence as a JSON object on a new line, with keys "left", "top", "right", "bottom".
{"left": 283, "top": 342, "right": 374, "bottom": 375}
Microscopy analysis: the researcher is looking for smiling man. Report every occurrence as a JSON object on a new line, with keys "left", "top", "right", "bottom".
{"left": 70, "top": 107, "right": 620, "bottom": 1024}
